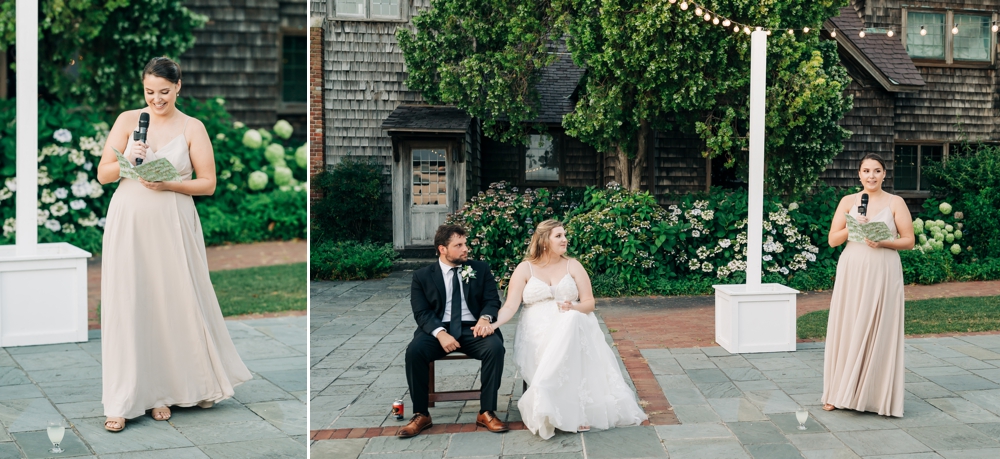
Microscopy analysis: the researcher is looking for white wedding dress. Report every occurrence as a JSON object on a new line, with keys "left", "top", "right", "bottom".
{"left": 514, "top": 263, "right": 647, "bottom": 439}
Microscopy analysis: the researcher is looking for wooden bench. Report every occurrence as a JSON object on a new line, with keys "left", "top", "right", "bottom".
{"left": 428, "top": 352, "right": 482, "bottom": 407}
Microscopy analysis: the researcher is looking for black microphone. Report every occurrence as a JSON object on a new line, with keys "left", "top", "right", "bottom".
{"left": 859, "top": 193, "right": 869, "bottom": 217}
{"left": 134, "top": 112, "right": 149, "bottom": 165}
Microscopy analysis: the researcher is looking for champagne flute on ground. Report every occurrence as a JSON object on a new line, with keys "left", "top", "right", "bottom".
{"left": 795, "top": 408, "right": 809, "bottom": 430}
{"left": 47, "top": 421, "right": 65, "bottom": 453}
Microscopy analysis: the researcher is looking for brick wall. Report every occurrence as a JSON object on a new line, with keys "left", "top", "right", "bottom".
{"left": 309, "top": 24, "right": 324, "bottom": 202}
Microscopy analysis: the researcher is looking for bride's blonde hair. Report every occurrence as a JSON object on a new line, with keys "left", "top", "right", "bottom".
{"left": 524, "top": 219, "right": 569, "bottom": 265}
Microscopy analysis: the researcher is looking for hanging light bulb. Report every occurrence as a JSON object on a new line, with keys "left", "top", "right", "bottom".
{"left": 787, "top": 29, "right": 794, "bottom": 35}
{"left": 669, "top": 0, "right": 676, "bottom": 3}
{"left": 920, "top": 25, "right": 927, "bottom": 36}
{"left": 695, "top": 7, "right": 702, "bottom": 16}
{"left": 830, "top": 28, "right": 837, "bottom": 38}
{"left": 952, "top": 26, "right": 959, "bottom": 35}
{"left": 803, "top": 27, "right": 810, "bottom": 33}
{"left": 680, "top": 1, "right": 688, "bottom": 11}
{"left": 723, "top": 19, "right": 731, "bottom": 27}
{"left": 704, "top": 13, "right": 712, "bottom": 21}
{"left": 766, "top": 30, "right": 772, "bottom": 35}
{"left": 859, "top": 30, "right": 865, "bottom": 38}
{"left": 712, "top": 17, "right": 720, "bottom": 25}
{"left": 993, "top": 21, "right": 999, "bottom": 32}
{"left": 734, "top": 25, "right": 740, "bottom": 33}
{"left": 887, "top": 29, "right": 894, "bottom": 37}
{"left": 744, "top": 26, "right": 751, "bottom": 34}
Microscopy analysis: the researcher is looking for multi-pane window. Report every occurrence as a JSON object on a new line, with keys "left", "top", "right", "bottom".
{"left": 334, "top": 0, "right": 402, "bottom": 20}
{"left": 281, "top": 35, "right": 307, "bottom": 103}
{"left": 905, "top": 10, "right": 992, "bottom": 63}
{"left": 954, "top": 14, "right": 991, "bottom": 61}
{"left": 524, "top": 134, "right": 559, "bottom": 183}
{"left": 412, "top": 148, "right": 448, "bottom": 205}
{"left": 894, "top": 145, "right": 942, "bottom": 191}
{"left": 906, "top": 12, "right": 945, "bottom": 59}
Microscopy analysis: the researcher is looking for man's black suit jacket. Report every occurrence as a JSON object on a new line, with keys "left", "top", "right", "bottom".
{"left": 411, "top": 259, "right": 502, "bottom": 339}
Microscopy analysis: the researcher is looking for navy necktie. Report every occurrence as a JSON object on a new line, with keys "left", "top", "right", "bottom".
{"left": 450, "top": 267, "right": 462, "bottom": 338}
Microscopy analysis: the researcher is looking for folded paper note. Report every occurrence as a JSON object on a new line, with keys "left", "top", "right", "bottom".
{"left": 845, "top": 213, "right": 893, "bottom": 243}
{"left": 114, "top": 148, "right": 182, "bottom": 183}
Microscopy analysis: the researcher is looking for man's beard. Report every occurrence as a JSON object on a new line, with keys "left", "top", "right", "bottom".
{"left": 446, "top": 252, "right": 468, "bottom": 265}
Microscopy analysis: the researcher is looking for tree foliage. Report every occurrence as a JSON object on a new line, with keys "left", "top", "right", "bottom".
{"left": 399, "top": 0, "right": 853, "bottom": 196}
{"left": 0, "top": 0, "right": 206, "bottom": 110}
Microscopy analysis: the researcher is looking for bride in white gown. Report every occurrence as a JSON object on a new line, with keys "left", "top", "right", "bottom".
{"left": 490, "top": 220, "right": 647, "bottom": 439}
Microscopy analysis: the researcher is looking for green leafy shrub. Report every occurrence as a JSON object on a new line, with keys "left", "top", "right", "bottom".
{"left": 311, "top": 240, "right": 398, "bottom": 280}
{"left": 900, "top": 250, "right": 954, "bottom": 285}
{"left": 311, "top": 157, "right": 391, "bottom": 244}
{"left": 445, "top": 181, "right": 582, "bottom": 289}
{"left": 923, "top": 144, "right": 1000, "bottom": 258}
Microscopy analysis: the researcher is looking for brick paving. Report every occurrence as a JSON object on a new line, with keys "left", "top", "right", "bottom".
{"left": 86, "top": 239, "right": 306, "bottom": 328}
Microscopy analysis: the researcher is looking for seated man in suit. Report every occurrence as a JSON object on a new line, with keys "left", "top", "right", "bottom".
{"left": 398, "top": 224, "right": 509, "bottom": 438}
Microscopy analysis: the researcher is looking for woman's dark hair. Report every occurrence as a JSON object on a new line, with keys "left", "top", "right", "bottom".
{"left": 859, "top": 153, "right": 886, "bottom": 171}
{"left": 143, "top": 57, "right": 182, "bottom": 84}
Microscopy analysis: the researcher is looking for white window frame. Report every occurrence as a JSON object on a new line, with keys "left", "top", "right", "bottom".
{"left": 331, "top": 0, "right": 406, "bottom": 22}
{"left": 901, "top": 7, "right": 996, "bottom": 66}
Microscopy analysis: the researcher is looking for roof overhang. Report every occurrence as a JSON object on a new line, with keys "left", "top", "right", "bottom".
{"left": 824, "top": 20, "right": 924, "bottom": 93}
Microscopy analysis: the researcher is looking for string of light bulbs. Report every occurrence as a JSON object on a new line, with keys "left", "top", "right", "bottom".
{"left": 663, "top": 0, "right": 1000, "bottom": 39}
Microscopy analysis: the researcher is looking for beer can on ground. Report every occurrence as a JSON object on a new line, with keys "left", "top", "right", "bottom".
{"left": 392, "top": 399, "right": 404, "bottom": 420}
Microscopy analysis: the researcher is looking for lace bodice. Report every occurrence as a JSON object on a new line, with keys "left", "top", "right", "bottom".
{"left": 522, "top": 266, "right": 579, "bottom": 307}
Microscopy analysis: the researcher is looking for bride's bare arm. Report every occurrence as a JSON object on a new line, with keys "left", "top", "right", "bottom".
{"left": 491, "top": 263, "right": 530, "bottom": 330}
{"left": 566, "top": 259, "right": 596, "bottom": 314}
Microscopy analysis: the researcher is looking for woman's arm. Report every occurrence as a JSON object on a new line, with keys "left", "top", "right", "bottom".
{"left": 491, "top": 263, "right": 529, "bottom": 330}
{"left": 564, "top": 258, "right": 596, "bottom": 314}
{"left": 97, "top": 111, "right": 138, "bottom": 184}
{"left": 828, "top": 194, "right": 855, "bottom": 248}
{"left": 872, "top": 196, "right": 915, "bottom": 251}
{"left": 139, "top": 119, "right": 216, "bottom": 196}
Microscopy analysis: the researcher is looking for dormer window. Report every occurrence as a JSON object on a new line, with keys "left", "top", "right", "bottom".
{"left": 903, "top": 9, "right": 994, "bottom": 65}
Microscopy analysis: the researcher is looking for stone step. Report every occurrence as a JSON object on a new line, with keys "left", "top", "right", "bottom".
{"left": 393, "top": 258, "right": 437, "bottom": 271}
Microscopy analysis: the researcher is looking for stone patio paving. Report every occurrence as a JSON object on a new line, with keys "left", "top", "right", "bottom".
{"left": 0, "top": 316, "right": 307, "bottom": 458}
{"left": 312, "top": 273, "right": 1000, "bottom": 459}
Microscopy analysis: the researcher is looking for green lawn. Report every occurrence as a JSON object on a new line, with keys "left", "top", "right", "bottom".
{"left": 798, "top": 295, "right": 1000, "bottom": 340}
{"left": 211, "top": 263, "right": 307, "bottom": 317}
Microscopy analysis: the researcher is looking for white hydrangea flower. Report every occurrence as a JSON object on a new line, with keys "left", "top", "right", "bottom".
{"left": 718, "top": 239, "right": 731, "bottom": 248}
{"left": 62, "top": 223, "right": 76, "bottom": 233}
{"left": 88, "top": 181, "right": 104, "bottom": 199}
{"left": 76, "top": 172, "right": 89, "bottom": 182}
{"left": 689, "top": 259, "right": 701, "bottom": 271}
{"left": 692, "top": 230, "right": 701, "bottom": 237}
{"left": 97, "top": 218, "right": 107, "bottom": 228}
{"left": 44, "top": 219, "right": 62, "bottom": 232}
{"left": 40, "top": 144, "right": 59, "bottom": 159}
{"left": 70, "top": 200, "right": 87, "bottom": 210}
{"left": 37, "top": 209, "right": 50, "bottom": 225}
{"left": 54, "top": 188, "right": 68, "bottom": 199}
{"left": 233, "top": 121, "right": 245, "bottom": 129}
{"left": 41, "top": 189, "right": 56, "bottom": 204}
{"left": 0, "top": 188, "right": 12, "bottom": 201}
{"left": 71, "top": 179, "right": 93, "bottom": 198}
{"left": 701, "top": 262, "right": 713, "bottom": 272}
{"left": 78, "top": 212, "right": 99, "bottom": 227}
{"left": 69, "top": 150, "right": 86, "bottom": 166}
{"left": 762, "top": 254, "right": 773, "bottom": 261}
{"left": 779, "top": 267, "right": 790, "bottom": 275}
{"left": 83, "top": 162, "right": 93, "bottom": 171}
{"left": 53, "top": 129, "right": 72, "bottom": 143}
{"left": 5, "top": 177, "right": 17, "bottom": 191}
{"left": 702, "top": 210, "right": 715, "bottom": 220}
{"left": 38, "top": 167, "right": 53, "bottom": 186}
{"left": 2, "top": 217, "right": 15, "bottom": 237}
{"left": 50, "top": 202, "right": 69, "bottom": 217}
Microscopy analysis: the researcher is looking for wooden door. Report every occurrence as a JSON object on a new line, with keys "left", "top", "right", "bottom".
{"left": 405, "top": 143, "right": 455, "bottom": 246}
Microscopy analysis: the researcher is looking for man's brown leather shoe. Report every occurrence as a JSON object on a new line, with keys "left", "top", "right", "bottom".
{"left": 476, "top": 411, "right": 509, "bottom": 432}
{"left": 397, "top": 413, "right": 432, "bottom": 438}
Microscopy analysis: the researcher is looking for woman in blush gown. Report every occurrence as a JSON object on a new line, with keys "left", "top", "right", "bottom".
{"left": 490, "top": 219, "right": 647, "bottom": 439}
{"left": 96, "top": 57, "right": 251, "bottom": 432}
{"left": 821, "top": 153, "right": 914, "bottom": 417}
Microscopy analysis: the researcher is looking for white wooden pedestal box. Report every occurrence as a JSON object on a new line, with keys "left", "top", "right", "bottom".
{"left": 713, "top": 283, "right": 800, "bottom": 354}
{"left": 0, "top": 243, "right": 91, "bottom": 346}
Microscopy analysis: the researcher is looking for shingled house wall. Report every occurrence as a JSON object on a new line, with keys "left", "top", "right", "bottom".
{"left": 180, "top": 0, "right": 306, "bottom": 133}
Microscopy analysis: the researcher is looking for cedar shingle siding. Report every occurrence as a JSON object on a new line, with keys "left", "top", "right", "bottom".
{"left": 181, "top": 0, "right": 307, "bottom": 130}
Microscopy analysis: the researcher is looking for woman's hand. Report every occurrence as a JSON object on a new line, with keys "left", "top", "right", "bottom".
{"left": 129, "top": 139, "right": 148, "bottom": 166}
{"left": 558, "top": 301, "right": 574, "bottom": 312}
{"left": 138, "top": 178, "right": 173, "bottom": 192}
{"left": 855, "top": 215, "right": 870, "bottom": 224}
{"left": 864, "top": 238, "right": 882, "bottom": 249}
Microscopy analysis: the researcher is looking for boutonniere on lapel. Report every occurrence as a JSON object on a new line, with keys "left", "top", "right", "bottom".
{"left": 459, "top": 265, "right": 476, "bottom": 284}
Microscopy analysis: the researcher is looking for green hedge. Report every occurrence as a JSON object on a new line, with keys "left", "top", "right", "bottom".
{"left": 311, "top": 240, "right": 398, "bottom": 280}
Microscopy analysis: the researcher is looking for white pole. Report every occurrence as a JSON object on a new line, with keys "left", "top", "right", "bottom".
{"left": 746, "top": 30, "right": 767, "bottom": 289}
{"left": 15, "top": 0, "right": 39, "bottom": 253}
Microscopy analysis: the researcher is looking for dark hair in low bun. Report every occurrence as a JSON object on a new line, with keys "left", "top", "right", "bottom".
{"left": 143, "top": 57, "right": 182, "bottom": 84}
{"left": 859, "top": 153, "right": 886, "bottom": 171}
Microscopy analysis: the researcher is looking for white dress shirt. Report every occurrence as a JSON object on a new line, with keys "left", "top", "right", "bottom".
{"left": 432, "top": 260, "right": 475, "bottom": 337}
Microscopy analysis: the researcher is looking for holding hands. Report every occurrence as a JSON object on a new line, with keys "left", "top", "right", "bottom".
{"left": 472, "top": 317, "right": 493, "bottom": 338}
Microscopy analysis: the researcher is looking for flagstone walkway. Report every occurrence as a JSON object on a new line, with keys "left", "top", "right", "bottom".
{"left": 0, "top": 316, "right": 306, "bottom": 459}
{"left": 311, "top": 273, "right": 1000, "bottom": 459}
